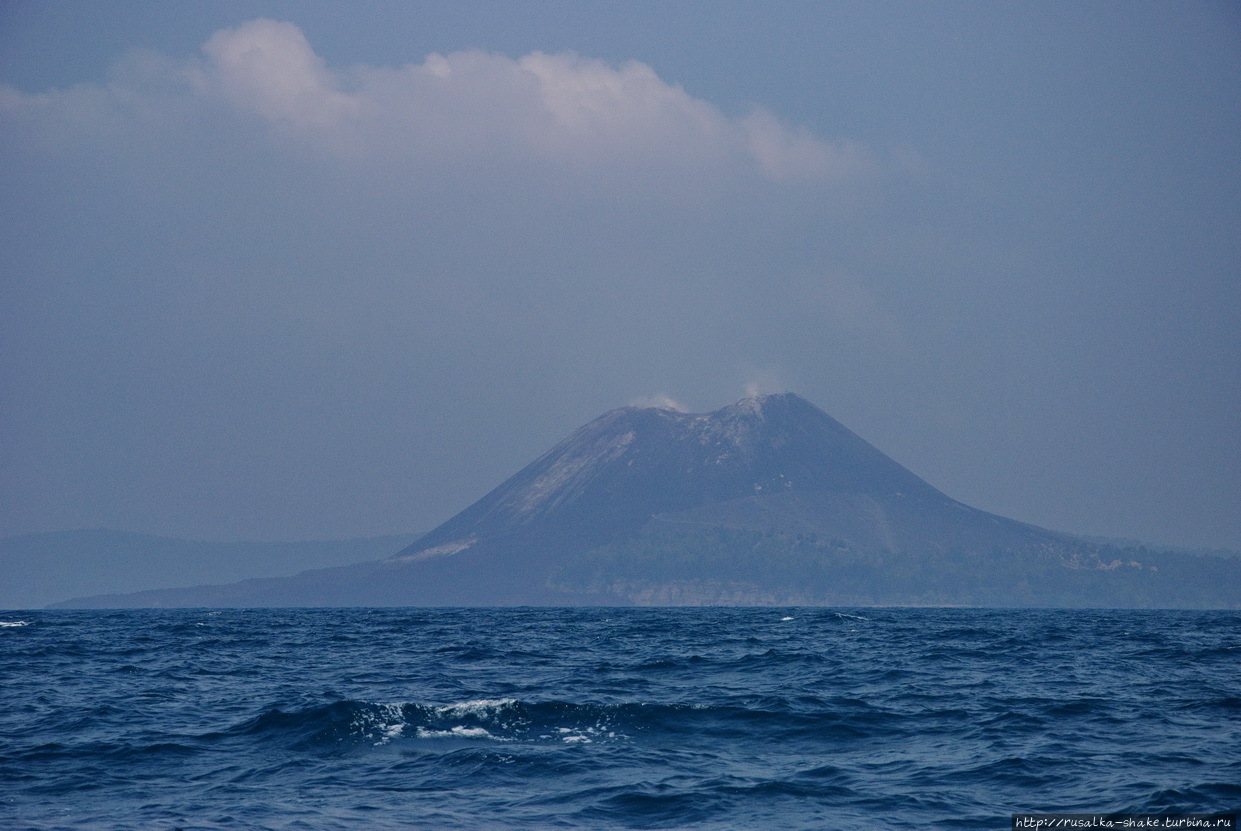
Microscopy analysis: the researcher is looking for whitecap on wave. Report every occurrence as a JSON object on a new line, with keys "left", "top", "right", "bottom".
{"left": 415, "top": 726, "right": 498, "bottom": 740}
{"left": 352, "top": 698, "right": 622, "bottom": 746}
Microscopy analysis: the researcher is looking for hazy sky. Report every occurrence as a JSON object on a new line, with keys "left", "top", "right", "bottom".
{"left": 2, "top": 2, "right": 1239, "bottom": 550}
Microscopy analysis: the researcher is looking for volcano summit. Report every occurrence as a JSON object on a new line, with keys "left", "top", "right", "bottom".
{"left": 57, "top": 394, "right": 1240, "bottom": 608}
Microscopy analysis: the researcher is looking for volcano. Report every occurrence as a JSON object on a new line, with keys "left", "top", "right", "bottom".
{"left": 382, "top": 393, "right": 1069, "bottom": 594}
{"left": 55, "top": 393, "right": 1241, "bottom": 608}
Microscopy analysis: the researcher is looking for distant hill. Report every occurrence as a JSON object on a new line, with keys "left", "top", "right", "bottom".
{"left": 52, "top": 394, "right": 1241, "bottom": 609}
{"left": 1, "top": 530, "right": 420, "bottom": 609}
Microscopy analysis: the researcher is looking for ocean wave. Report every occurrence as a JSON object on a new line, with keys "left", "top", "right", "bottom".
{"left": 220, "top": 693, "right": 933, "bottom": 754}
{"left": 228, "top": 697, "right": 637, "bottom": 748}
{"left": 833, "top": 612, "right": 869, "bottom": 621}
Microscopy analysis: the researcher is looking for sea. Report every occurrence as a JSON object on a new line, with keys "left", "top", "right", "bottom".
{"left": 1, "top": 607, "right": 1238, "bottom": 830}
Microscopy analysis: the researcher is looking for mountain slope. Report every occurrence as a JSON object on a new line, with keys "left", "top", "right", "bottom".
{"left": 379, "top": 393, "right": 1071, "bottom": 591}
{"left": 53, "top": 394, "right": 1240, "bottom": 608}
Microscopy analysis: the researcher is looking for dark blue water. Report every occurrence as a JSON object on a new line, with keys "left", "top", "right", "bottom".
{"left": 1, "top": 608, "right": 1238, "bottom": 830}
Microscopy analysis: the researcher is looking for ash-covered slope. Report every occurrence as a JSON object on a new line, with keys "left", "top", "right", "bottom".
{"left": 54, "top": 393, "right": 1241, "bottom": 608}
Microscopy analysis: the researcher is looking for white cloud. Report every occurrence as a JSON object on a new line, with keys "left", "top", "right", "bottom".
{"left": 52, "top": 18, "right": 873, "bottom": 182}
{"left": 741, "top": 109, "right": 877, "bottom": 182}
{"left": 194, "top": 19, "right": 360, "bottom": 132}
{"left": 512, "top": 51, "right": 730, "bottom": 166}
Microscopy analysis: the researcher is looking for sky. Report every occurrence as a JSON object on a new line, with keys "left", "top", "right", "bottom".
{"left": 2, "top": 1, "right": 1239, "bottom": 550}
